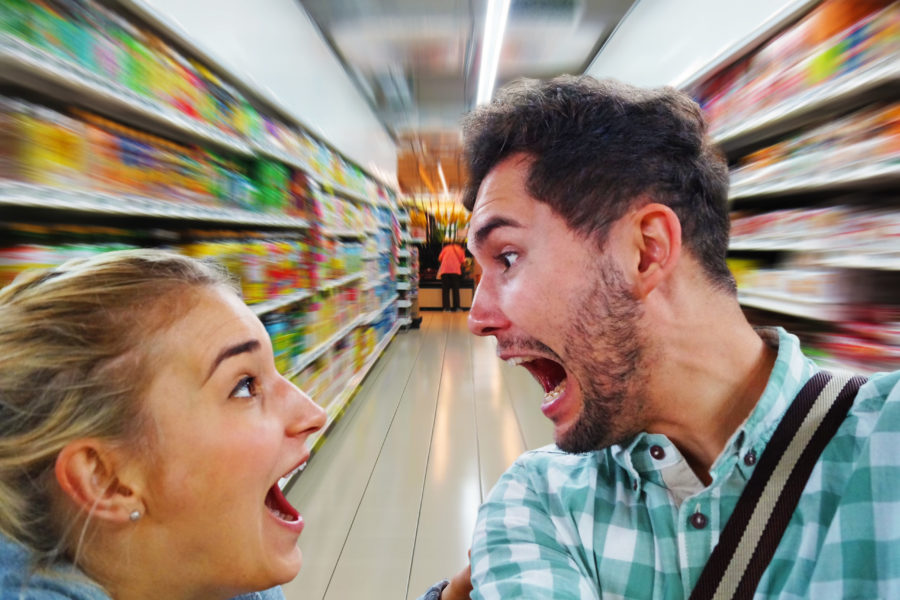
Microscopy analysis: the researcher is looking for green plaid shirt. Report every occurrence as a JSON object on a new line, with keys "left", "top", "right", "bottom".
{"left": 470, "top": 327, "right": 900, "bottom": 599}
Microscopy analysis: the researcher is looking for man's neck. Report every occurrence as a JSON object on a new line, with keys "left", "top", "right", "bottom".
{"left": 642, "top": 300, "right": 777, "bottom": 484}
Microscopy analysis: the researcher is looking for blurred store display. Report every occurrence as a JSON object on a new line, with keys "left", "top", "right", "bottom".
{"left": 0, "top": 0, "right": 406, "bottom": 476}
{"left": 693, "top": 0, "right": 900, "bottom": 375}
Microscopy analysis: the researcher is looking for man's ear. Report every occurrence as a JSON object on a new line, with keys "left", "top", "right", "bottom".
{"left": 631, "top": 203, "right": 682, "bottom": 299}
{"left": 55, "top": 440, "right": 143, "bottom": 524}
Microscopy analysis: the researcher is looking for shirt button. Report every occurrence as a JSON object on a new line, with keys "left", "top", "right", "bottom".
{"left": 689, "top": 512, "right": 708, "bottom": 530}
{"left": 649, "top": 445, "right": 666, "bottom": 460}
{"left": 744, "top": 449, "right": 757, "bottom": 466}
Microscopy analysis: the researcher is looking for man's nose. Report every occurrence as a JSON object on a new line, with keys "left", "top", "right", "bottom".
{"left": 467, "top": 277, "right": 509, "bottom": 337}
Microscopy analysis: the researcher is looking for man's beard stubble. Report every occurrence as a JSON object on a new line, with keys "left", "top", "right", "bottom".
{"left": 556, "top": 259, "right": 647, "bottom": 454}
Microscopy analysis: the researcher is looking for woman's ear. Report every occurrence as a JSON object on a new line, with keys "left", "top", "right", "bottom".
{"left": 55, "top": 441, "right": 143, "bottom": 524}
{"left": 632, "top": 203, "right": 682, "bottom": 299}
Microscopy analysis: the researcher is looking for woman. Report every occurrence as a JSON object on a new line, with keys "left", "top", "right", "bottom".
{"left": 0, "top": 249, "right": 323, "bottom": 599}
{"left": 0, "top": 249, "right": 470, "bottom": 600}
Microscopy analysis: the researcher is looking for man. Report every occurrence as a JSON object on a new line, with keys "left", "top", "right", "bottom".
{"left": 462, "top": 75, "right": 900, "bottom": 598}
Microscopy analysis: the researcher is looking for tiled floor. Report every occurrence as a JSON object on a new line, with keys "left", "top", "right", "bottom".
{"left": 282, "top": 310, "right": 553, "bottom": 600}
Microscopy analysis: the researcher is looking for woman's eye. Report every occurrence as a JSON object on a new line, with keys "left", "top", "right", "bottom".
{"left": 497, "top": 251, "right": 519, "bottom": 270}
{"left": 230, "top": 376, "right": 258, "bottom": 399}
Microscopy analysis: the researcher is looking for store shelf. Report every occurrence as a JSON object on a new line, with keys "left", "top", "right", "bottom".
{"left": 396, "top": 266, "right": 411, "bottom": 276}
{"left": 396, "top": 281, "right": 411, "bottom": 291}
{"left": 819, "top": 253, "right": 900, "bottom": 271}
{"left": 0, "top": 181, "right": 310, "bottom": 228}
{"left": 730, "top": 238, "right": 900, "bottom": 270}
{"left": 398, "top": 299, "right": 412, "bottom": 308}
{"left": 714, "top": 56, "right": 900, "bottom": 157}
{"left": 361, "top": 272, "right": 390, "bottom": 291}
{"left": 738, "top": 289, "right": 842, "bottom": 321}
{"left": 677, "top": 0, "right": 820, "bottom": 91}
{"left": 113, "top": 0, "right": 399, "bottom": 201}
{"left": 403, "top": 235, "right": 427, "bottom": 244}
{"left": 315, "top": 180, "right": 383, "bottom": 208}
{"left": 280, "top": 320, "right": 400, "bottom": 487}
{"left": 0, "top": 34, "right": 395, "bottom": 209}
{"left": 692, "top": 4, "right": 898, "bottom": 397}
{"left": 287, "top": 314, "right": 365, "bottom": 377}
{"left": 1, "top": 5, "right": 405, "bottom": 495}
{"left": 398, "top": 317, "right": 412, "bottom": 327}
{"left": 729, "top": 238, "right": 829, "bottom": 252}
{"left": 249, "top": 140, "right": 309, "bottom": 172}
{"left": 729, "top": 161, "right": 900, "bottom": 201}
{"left": 319, "top": 272, "right": 365, "bottom": 292}
{"left": 397, "top": 249, "right": 410, "bottom": 258}
{"left": 301, "top": 321, "right": 401, "bottom": 460}
{"left": 285, "top": 292, "right": 395, "bottom": 379}
{"left": 250, "top": 289, "right": 315, "bottom": 316}
{"left": 362, "top": 295, "right": 398, "bottom": 324}
{"left": 0, "top": 34, "right": 254, "bottom": 157}
{"left": 321, "top": 227, "right": 366, "bottom": 239}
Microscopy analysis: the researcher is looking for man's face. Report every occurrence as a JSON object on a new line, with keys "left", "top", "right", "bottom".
{"left": 467, "top": 154, "right": 649, "bottom": 452}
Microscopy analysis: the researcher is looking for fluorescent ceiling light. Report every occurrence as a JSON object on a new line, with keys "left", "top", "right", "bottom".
{"left": 476, "top": 0, "right": 511, "bottom": 106}
{"left": 437, "top": 162, "right": 449, "bottom": 194}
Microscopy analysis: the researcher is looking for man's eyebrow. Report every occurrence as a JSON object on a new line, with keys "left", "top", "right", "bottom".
{"left": 205, "top": 339, "right": 261, "bottom": 383}
{"left": 471, "top": 216, "right": 523, "bottom": 248}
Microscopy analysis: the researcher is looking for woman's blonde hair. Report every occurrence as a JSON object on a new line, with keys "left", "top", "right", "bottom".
{"left": 0, "top": 249, "right": 235, "bottom": 565}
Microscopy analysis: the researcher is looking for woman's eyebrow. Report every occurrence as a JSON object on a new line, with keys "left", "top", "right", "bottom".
{"left": 205, "top": 339, "right": 261, "bottom": 383}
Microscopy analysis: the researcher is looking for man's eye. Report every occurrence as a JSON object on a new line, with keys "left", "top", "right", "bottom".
{"left": 497, "top": 251, "right": 519, "bottom": 270}
{"left": 230, "top": 376, "right": 258, "bottom": 399}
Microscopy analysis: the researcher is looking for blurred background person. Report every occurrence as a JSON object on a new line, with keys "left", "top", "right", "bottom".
{"left": 438, "top": 241, "right": 466, "bottom": 312}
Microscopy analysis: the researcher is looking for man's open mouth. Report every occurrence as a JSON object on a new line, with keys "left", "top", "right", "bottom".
{"left": 507, "top": 356, "right": 568, "bottom": 404}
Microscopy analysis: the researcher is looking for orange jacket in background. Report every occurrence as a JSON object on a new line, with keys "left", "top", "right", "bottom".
{"left": 437, "top": 244, "right": 465, "bottom": 278}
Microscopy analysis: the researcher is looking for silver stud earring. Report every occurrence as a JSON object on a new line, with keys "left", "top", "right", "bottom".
{"left": 129, "top": 510, "right": 141, "bottom": 522}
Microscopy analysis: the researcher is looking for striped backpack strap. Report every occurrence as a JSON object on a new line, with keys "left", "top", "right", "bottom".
{"left": 689, "top": 371, "right": 868, "bottom": 600}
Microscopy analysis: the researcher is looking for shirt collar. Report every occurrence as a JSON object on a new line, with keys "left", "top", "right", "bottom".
{"left": 709, "top": 326, "right": 816, "bottom": 476}
{"left": 612, "top": 327, "right": 818, "bottom": 485}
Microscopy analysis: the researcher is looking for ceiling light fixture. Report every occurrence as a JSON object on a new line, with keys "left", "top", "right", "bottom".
{"left": 476, "top": 0, "right": 511, "bottom": 106}
{"left": 437, "top": 162, "right": 449, "bottom": 195}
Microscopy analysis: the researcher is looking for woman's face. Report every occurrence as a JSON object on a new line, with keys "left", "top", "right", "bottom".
{"left": 136, "top": 285, "right": 325, "bottom": 595}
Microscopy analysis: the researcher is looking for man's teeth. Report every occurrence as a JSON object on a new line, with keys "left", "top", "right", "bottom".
{"left": 543, "top": 379, "right": 566, "bottom": 403}
{"left": 506, "top": 356, "right": 534, "bottom": 366}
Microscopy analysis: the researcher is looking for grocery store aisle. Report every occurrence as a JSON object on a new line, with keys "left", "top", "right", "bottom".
{"left": 282, "top": 311, "right": 552, "bottom": 600}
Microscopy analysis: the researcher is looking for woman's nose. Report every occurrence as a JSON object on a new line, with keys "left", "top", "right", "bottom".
{"left": 283, "top": 378, "right": 326, "bottom": 438}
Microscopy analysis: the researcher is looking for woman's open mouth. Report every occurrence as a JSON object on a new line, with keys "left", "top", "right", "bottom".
{"left": 265, "top": 483, "right": 300, "bottom": 523}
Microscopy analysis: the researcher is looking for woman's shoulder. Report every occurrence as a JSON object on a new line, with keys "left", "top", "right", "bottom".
{"left": 0, "top": 535, "right": 285, "bottom": 600}
{"left": 0, "top": 536, "right": 106, "bottom": 600}
{"left": 0, "top": 568, "right": 109, "bottom": 600}
{"left": 231, "top": 589, "right": 285, "bottom": 600}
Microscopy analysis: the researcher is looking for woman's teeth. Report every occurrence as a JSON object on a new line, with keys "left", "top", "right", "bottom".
{"left": 269, "top": 507, "right": 298, "bottom": 522}
{"left": 543, "top": 379, "right": 566, "bottom": 404}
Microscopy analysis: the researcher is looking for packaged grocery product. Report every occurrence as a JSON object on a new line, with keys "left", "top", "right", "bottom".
{"left": 21, "top": 103, "right": 86, "bottom": 188}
